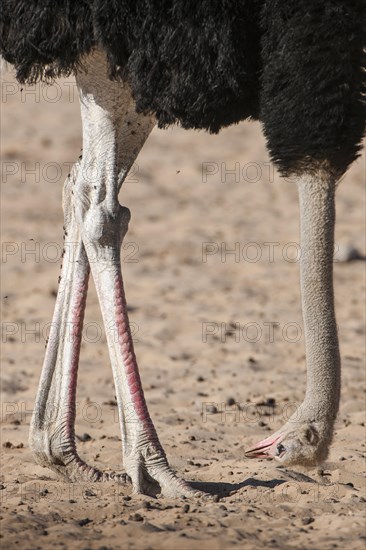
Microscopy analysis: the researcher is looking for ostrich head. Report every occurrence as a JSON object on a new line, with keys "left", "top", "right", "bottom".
{"left": 245, "top": 422, "right": 332, "bottom": 467}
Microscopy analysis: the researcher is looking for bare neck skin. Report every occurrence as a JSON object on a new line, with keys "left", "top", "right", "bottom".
{"left": 297, "top": 173, "right": 340, "bottom": 425}
{"left": 245, "top": 171, "right": 341, "bottom": 465}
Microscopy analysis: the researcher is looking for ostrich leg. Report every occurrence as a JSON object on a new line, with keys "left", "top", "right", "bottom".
{"left": 74, "top": 50, "right": 201, "bottom": 497}
{"left": 29, "top": 162, "right": 127, "bottom": 481}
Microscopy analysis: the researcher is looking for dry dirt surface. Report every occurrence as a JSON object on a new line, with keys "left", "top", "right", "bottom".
{"left": 1, "top": 74, "right": 365, "bottom": 550}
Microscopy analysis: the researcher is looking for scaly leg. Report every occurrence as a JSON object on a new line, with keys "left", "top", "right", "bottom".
{"left": 29, "top": 161, "right": 127, "bottom": 482}
{"left": 74, "top": 50, "right": 202, "bottom": 497}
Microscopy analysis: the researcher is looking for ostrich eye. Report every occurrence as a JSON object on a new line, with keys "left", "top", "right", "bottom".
{"left": 276, "top": 443, "right": 286, "bottom": 456}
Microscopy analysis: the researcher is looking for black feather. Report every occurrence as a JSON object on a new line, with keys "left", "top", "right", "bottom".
{"left": 1, "top": 0, "right": 365, "bottom": 175}
{"left": 260, "top": 0, "right": 366, "bottom": 175}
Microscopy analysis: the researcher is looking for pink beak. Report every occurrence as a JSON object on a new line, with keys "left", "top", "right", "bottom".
{"left": 245, "top": 434, "right": 282, "bottom": 459}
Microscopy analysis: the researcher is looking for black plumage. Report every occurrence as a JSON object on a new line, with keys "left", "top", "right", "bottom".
{"left": 1, "top": 0, "right": 365, "bottom": 176}
{"left": 260, "top": 0, "right": 366, "bottom": 176}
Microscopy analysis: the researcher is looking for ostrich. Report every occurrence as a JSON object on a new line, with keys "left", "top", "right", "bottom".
{"left": 1, "top": 1, "right": 365, "bottom": 497}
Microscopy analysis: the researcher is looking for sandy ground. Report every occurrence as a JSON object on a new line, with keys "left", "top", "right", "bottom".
{"left": 1, "top": 74, "right": 365, "bottom": 550}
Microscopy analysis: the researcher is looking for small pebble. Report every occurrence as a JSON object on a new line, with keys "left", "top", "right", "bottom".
{"left": 182, "top": 504, "right": 190, "bottom": 513}
{"left": 265, "top": 398, "right": 276, "bottom": 406}
{"left": 78, "top": 433, "right": 92, "bottom": 442}
{"left": 129, "top": 513, "right": 143, "bottom": 522}
{"left": 226, "top": 397, "right": 236, "bottom": 406}
{"left": 335, "top": 243, "right": 361, "bottom": 262}
{"left": 78, "top": 518, "right": 92, "bottom": 526}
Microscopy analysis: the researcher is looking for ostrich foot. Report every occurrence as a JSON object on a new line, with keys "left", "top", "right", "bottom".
{"left": 124, "top": 445, "right": 204, "bottom": 498}
{"left": 35, "top": 453, "right": 129, "bottom": 484}
{"left": 30, "top": 432, "right": 129, "bottom": 483}
{"left": 30, "top": 430, "right": 202, "bottom": 497}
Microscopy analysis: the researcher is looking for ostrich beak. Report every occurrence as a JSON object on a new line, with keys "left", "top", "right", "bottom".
{"left": 245, "top": 434, "right": 282, "bottom": 459}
